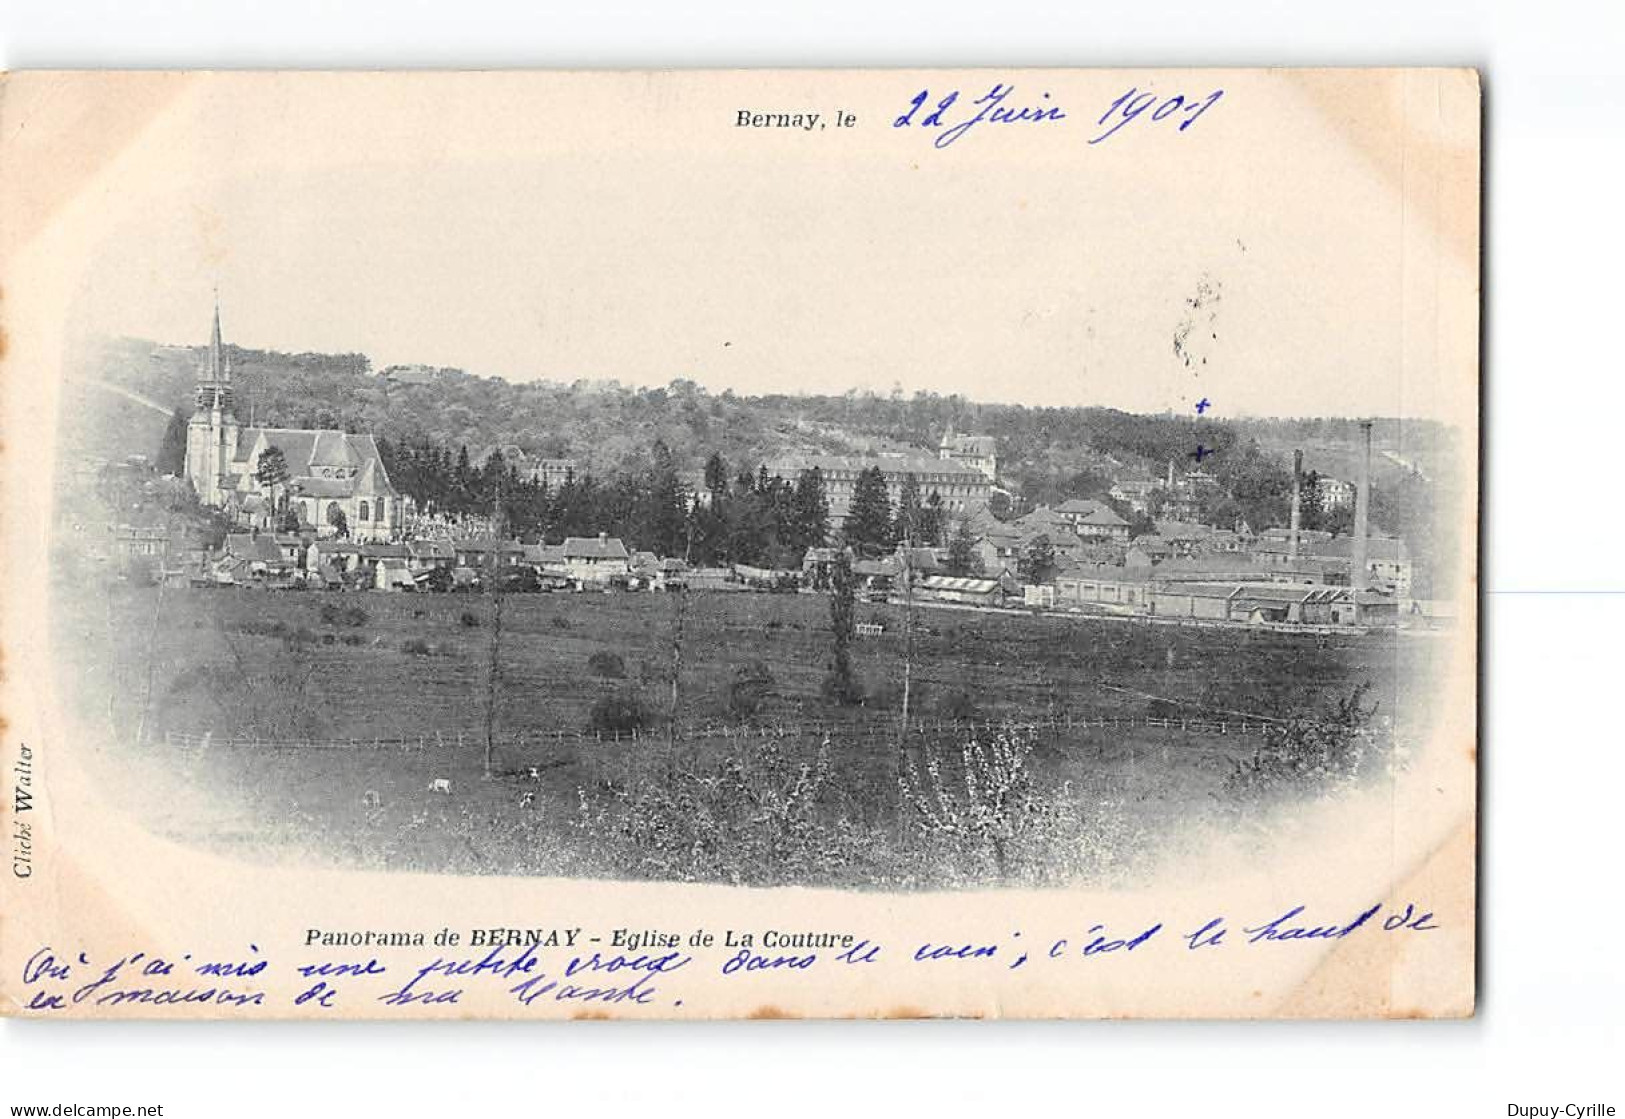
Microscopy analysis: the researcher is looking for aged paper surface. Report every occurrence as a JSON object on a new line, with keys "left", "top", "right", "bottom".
{"left": 0, "top": 69, "right": 1479, "bottom": 1019}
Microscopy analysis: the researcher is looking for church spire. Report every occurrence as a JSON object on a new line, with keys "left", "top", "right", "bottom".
{"left": 208, "top": 293, "right": 228, "bottom": 381}
{"left": 194, "top": 293, "right": 236, "bottom": 417}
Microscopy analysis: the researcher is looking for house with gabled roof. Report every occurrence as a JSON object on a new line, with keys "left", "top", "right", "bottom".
{"left": 561, "top": 533, "right": 630, "bottom": 582}
{"left": 1054, "top": 498, "right": 1131, "bottom": 541}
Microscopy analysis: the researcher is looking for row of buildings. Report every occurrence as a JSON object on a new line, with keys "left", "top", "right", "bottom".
{"left": 213, "top": 530, "right": 647, "bottom": 591}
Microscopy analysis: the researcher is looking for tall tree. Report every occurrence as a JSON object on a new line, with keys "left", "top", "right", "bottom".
{"left": 844, "top": 466, "right": 894, "bottom": 558}
{"left": 254, "top": 445, "right": 291, "bottom": 527}
{"left": 639, "top": 441, "right": 688, "bottom": 557}
{"left": 825, "top": 551, "right": 859, "bottom": 704}
{"left": 946, "top": 517, "right": 982, "bottom": 576}
{"left": 790, "top": 467, "right": 830, "bottom": 555}
{"left": 703, "top": 451, "right": 729, "bottom": 497}
{"left": 895, "top": 473, "right": 924, "bottom": 545}
{"left": 1018, "top": 534, "right": 1057, "bottom": 584}
{"left": 919, "top": 491, "right": 946, "bottom": 546}
{"left": 156, "top": 408, "right": 189, "bottom": 476}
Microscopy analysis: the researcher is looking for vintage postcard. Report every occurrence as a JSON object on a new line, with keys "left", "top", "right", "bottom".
{"left": 0, "top": 69, "right": 1479, "bottom": 1019}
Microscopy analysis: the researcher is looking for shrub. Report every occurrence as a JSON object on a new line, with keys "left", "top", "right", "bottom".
{"left": 865, "top": 680, "right": 901, "bottom": 711}
{"left": 550, "top": 615, "right": 572, "bottom": 631}
{"left": 587, "top": 651, "right": 626, "bottom": 679}
{"left": 574, "top": 734, "right": 870, "bottom": 887}
{"left": 899, "top": 726, "right": 1070, "bottom": 882}
{"left": 319, "top": 603, "right": 369, "bottom": 628}
{"left": 821, "top": 670, "right": 865, "bottom": 706}
{"left": 589, "top": 689, "right": 653, "bottom": 734}
{"left": 460, "top": 611, "right": 481, "bottom": 628}
{"left": 1223, "top": 684, "right": 1379, "bottom": 800}
{"left": 402, "top": 638, "right": 432, "bottom": 657}
{"left": 340, "top": 634, "right": 365, "bottom": 647}
{"left": 937, "top": 689, "right": 980, "bottom": 721}
{"left": 727, "top": 660, "right": 775, "bottom": 720}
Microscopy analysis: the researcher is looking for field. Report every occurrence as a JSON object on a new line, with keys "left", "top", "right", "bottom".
{"left": 54, "top": 582, "right": 1434, "bottom": 887}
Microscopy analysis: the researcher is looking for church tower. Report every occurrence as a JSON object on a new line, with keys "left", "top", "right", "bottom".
{"left": 184, "top": 299, "right": 240, "bottom": 506}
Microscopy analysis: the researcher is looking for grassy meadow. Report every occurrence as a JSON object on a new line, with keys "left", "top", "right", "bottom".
{"left": 54, "top": 582, "right": 1431, "bottom": 886}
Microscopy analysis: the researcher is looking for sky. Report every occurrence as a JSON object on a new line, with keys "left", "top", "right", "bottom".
{"left": 58, "top": 70, "right": 1477, "bottom": 420}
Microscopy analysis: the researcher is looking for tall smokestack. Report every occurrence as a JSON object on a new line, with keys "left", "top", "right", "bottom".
{"left": 1289, "top": 449, "right": 1303, "bottom": 560}
{"left": 1166, "top": 458, "right": 1175, "bottom": 488}
{"left": 1352, "top": 421, "right": 1372, "bottom": 612}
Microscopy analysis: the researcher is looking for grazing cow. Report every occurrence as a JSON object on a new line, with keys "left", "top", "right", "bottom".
{"left": 361, "top": 789, "right": 381, "bottom": 808}
{"left": 428, "top": 778, "right": 451, "bottom": 794}
{"left": 526, "top": 767, "right": 541, "bottom": 781}
{"left": 518, "top": 791, "right": 535, "bottom": 809}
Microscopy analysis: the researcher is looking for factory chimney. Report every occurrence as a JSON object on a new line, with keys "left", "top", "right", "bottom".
{"left": 1288, "top": 449, "right": 1303, "bottom": 561}
{"left": 1352, "top": 421, "right": 1373, "bottom": 616}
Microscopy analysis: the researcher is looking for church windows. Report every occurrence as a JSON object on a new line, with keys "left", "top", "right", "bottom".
{"left": 359, "top": 501, "right": 370, "bottom": 522}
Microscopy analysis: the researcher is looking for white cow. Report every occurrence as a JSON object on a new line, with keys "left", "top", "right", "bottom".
{"left": 428, "top": 778, "right": 451, "bottom": 795}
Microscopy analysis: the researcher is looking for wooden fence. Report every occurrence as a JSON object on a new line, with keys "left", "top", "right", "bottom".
{"left": 161, "top": 710, "right": 1340, "bottom": 754}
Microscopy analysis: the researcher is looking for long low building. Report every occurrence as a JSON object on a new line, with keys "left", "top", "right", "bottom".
{"left": 766, "top": 452, "right": 991, "bottom": 520}
{"left": 1148, "top": 581, "right": 1357, "bottom": 626}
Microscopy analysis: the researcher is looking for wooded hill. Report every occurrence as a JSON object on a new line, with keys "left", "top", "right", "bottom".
{"left": 74, "top": 334, "right": 1454, "bottom": 547}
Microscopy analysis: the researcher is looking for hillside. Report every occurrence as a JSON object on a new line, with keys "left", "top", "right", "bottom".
{"left": 67, "top": 334, "right": 1459, "bottom": 560}
{"left": 70, "top": 334, "right": 1295, "bottom": 481}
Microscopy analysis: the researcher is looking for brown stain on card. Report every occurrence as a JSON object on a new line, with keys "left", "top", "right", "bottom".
{"left": 1284, "top": 69, "right": 1480, "bottom": 271}
{"left": 0, "top": 72, "right": 196, "bottom": 261}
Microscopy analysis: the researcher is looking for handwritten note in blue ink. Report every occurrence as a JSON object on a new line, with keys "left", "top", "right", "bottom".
{"left": 893, "top": 84, "right": 1067, "bottom": 149}
{"left": 890, "top": 83, "right": 1223, "bottom": 150}
{"left": 16, "top": 900, "right": 1439, "bottom": 1016}
{"left": 1089, "top": 87, "right": 1224, "bottom": 145}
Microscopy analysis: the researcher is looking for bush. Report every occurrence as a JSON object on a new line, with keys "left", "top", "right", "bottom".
{"left": 459, "top": 611, "right": 481, "bottom": 628}
{"left": 319, "top": 603, "right": 369, "bottom": 628}
{"left": 821, "top": 670, "right": 865, "bottom": 707}
{"left": 574, "top": 735, "right": 870, "bottom": 887}
{"left": 402, "top": 638, "right": 432, "bottom": 657}
{"left": 937, "top": 689, "right": 980, "bottom": 721}
{"left": 588, "top": 690, "right": 653, "bottom": 734}
{"left": 550, "top": 615, "right": 573, "bottom": 631}
{"left": 727, "top": 660, "right": 775, "bottom": 720}
{"left": 1223, "top": 684, "right": 1379, "bottom": 800}
{"left": 865, "top": 680, "right": 902, "bottom": 711}
{"left": 340, "top": 634, "right": 365, "bottom": 647}
{"left": 587, "top": 651, "right": 626, "bottom": 679}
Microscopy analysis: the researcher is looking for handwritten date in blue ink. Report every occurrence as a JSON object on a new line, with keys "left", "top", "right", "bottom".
{"left": 894, "top": 84, "right": 1066, "bottom": 149}
{"left": 1089, "top": 87, "right": 1224, "bottom": 145}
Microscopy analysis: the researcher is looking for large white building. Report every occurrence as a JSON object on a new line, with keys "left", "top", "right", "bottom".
{"left": 766, "top": 452, "right": 992, "bottom": 521}
{"left": 938, "top": 428, "right": 998, "bottom": 481}
{"left": 184, "top": 302, "right": 405, "bottom": 542}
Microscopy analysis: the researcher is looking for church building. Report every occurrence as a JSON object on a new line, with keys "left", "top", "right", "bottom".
{"left": 183, "top": 302, "right": 404, "bottom": 543}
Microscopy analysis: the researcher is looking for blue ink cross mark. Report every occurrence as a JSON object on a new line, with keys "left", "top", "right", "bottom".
{"left": 1191, "top": 445, "right": 1212, "bottom": 462}
{"left": 1195, "top": 398, "right": 1211, "bottom": 415}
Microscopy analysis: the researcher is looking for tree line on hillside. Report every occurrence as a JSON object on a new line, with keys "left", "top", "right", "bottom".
{"left": 374, "top": 438, "right": 974, "bottom": 567}
{"left": 129, "top": 337, "right": 1444, "bottom": 583}
{"left": 110, "top": 336, "right": 1286, "bottom": 504}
